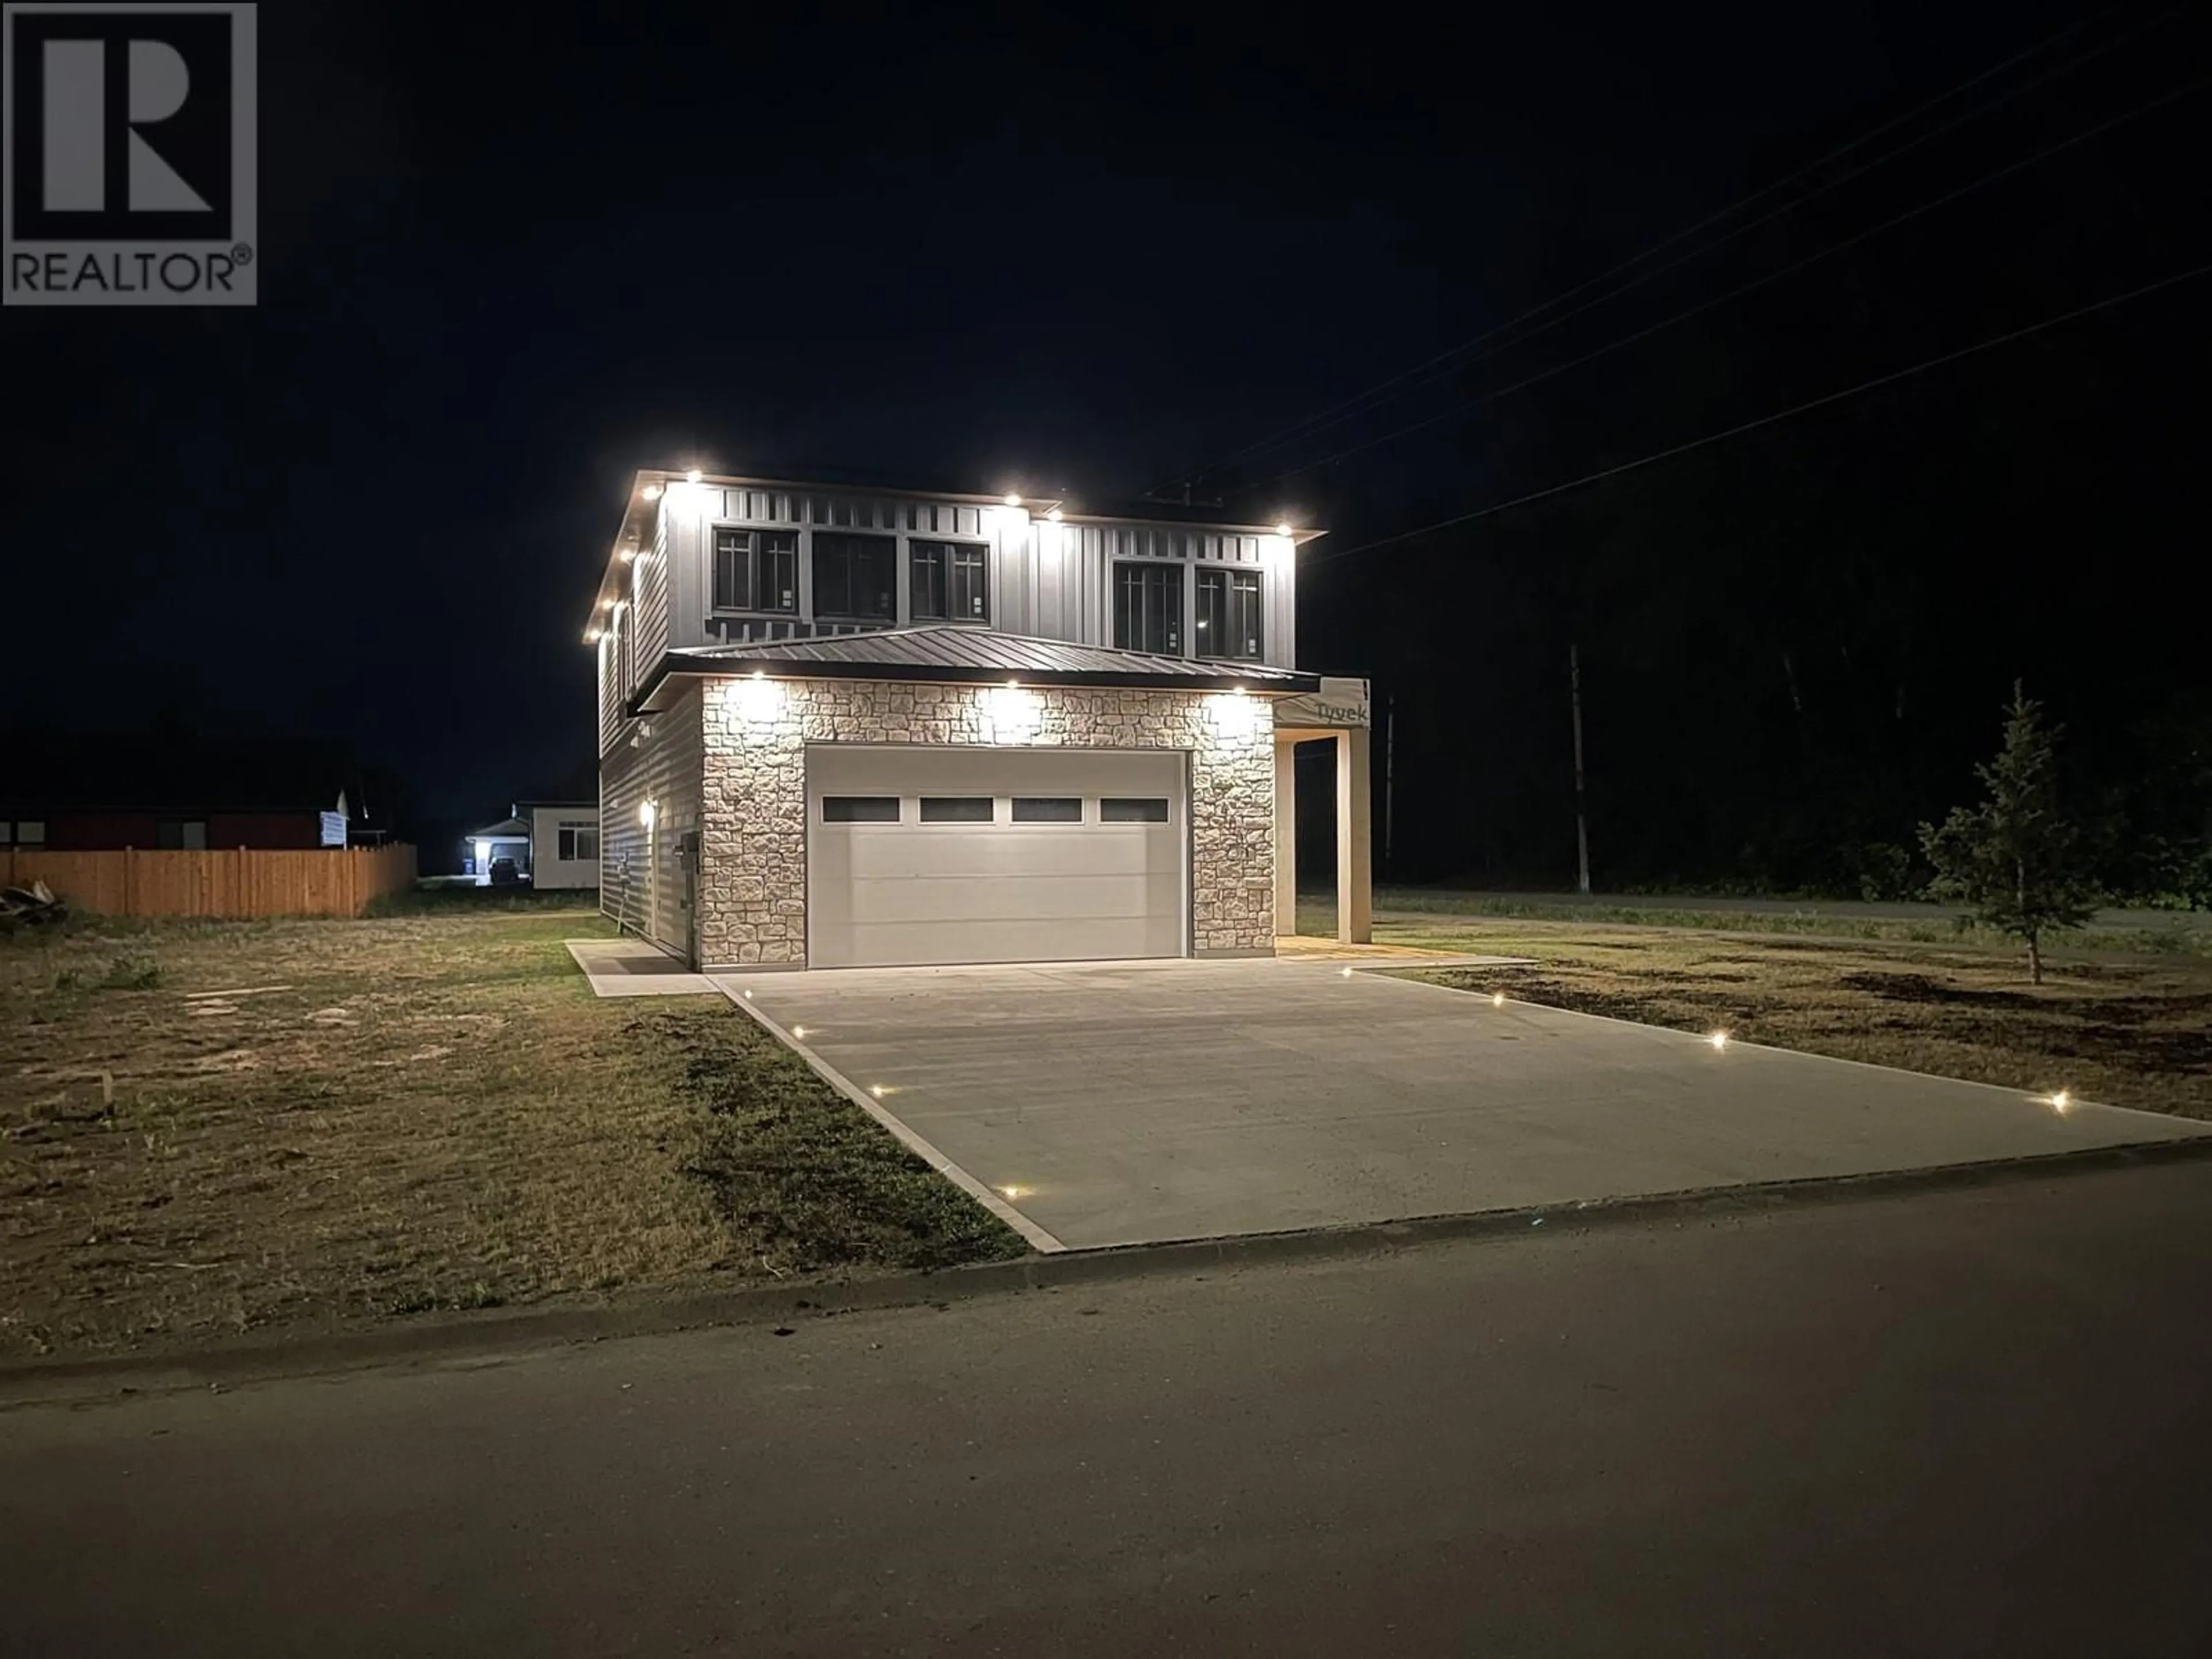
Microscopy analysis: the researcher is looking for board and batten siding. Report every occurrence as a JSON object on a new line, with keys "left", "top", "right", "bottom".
{"left": 599, "top": 685, "right": 704, "bottom": 959}
{"left": 638, "top": 484, "right": 1297, "bottom": 669}
{"left": 597, "top": 486, "right": 1301, "bottom": 766}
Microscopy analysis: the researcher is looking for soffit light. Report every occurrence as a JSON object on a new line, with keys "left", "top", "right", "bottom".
{"left": 686, "top": 468, "right": 704, "bottom": 484}
{"left": 1275, "top": 521, "right": 1293, "bottom": 536}
{"left": 1002, "top": 493, "right": 1022, "bottom": 507}
{"left": 1045, "top": 507, "right": 1064, "bottom": 522}
{"left": 642, "top": 483, "right": 662, "bottom": 501}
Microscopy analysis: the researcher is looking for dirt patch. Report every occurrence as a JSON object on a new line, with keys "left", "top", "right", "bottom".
{"left": 1377, "top": 914, "right": 2212, "bottom": 1122}
{"left": 1835, "top": 971, "right": 2039, "bottom": 1009}
{"left": 0, "top": 913, "right": 1022, "bottom": 1359}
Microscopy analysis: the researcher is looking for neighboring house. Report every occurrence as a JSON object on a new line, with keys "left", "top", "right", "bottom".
{"left": 525, "top": 802, "right": 601, "bottom": 889}
{"left": 461, "top": 815, "right": 531, "bottom": 882}
{"left": 590, "top": 470, "right": 1372, "bottom": 971}
{"left": 1, "top": 733, "right": 370, "bottom": 851}
{"left": 461, "top": 802, "right": 600, "bottom": 888}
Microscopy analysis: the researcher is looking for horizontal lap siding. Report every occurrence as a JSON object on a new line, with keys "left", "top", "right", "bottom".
{"left": 599, "top": 685, "right": 704, "bottom": 956}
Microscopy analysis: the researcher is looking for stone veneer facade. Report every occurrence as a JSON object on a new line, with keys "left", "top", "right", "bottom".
{"left": 698, "top": 677, "right": 1276, "bottom": 968}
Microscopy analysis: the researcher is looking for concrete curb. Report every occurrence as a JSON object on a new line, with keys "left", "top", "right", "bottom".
{"left": 7, "top": 1133, "right": 2212, "bottom": 1410}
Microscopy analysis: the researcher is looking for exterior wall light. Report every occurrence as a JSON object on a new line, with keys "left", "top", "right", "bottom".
{"left": 1274, "top": 521, "right": 1293, "bottom": 536}
{"left": 619, "top": 547, "right": 637, "bottom": 563}
{"left": 639, "top": 800, "right": 657, "bottom": 829}
{"left": 686, "top": 468, "right": 704, "bottom": 484}
{"left": 735, "top": 671, "right": 785, "bottom": 725}
{"left": 1206, "top": 688, "right": 1263, "bottom": 740}
{"left": 585, "top": 629, "right": 601, "bottom": 644}
{"left": 642, "top": 483, "right": 662, "bottom": 502}
{"left": 1045, "top": 507, "right": 1065, "bottom": 522}
{"left": 986, "top": 682, "right": 1041, "bottom": 743}
{"left": 1002, "top": 493, "right": 1022, "bottom": 507}
{"left": 1709, "top": 1031, "right": 1730, "bottom": 1051}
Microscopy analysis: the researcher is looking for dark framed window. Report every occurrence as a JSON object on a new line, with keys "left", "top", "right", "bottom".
{"left": 14, "top": 820, "right": 43, "bottom": 846}
{"left": 919, "top": 797, "right": 994, "bottom": 824}
{"left": 557, "top": 823, "right": 600, "bottom": 862}
{"left": 911, "top": 540, "right": 989, "bottom": 622}
{"left": 822, "top": 796, "right": 901, "bottom": 823}
{"left": 712, "top": 527, "right": 799, "bottom": 613}
{"left": 1100, "top": 797, "right": 1171, "bottom": 823}
{"left": 1196, "top": 567, "right": 1263, "bottom": 660}
{"left": 1012, "top": 797, "right": 1083, "bottom": 824}
{"left": 812, "top": 532, "right": 897, "bottom": 621}
{"left": 1113, "top": 562, "right": 1183, "bottom": 654}
{"left": 156, "top": 819, "right": 209, "bottom": 851}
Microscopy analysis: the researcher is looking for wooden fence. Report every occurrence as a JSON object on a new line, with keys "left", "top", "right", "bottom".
{"left": 2, "top": 844, "right": 419, "bottom": 919}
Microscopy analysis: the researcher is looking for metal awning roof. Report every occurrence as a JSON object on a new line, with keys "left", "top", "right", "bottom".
{"left": 637, "top": 625, "right": 1319, "bottom": 708}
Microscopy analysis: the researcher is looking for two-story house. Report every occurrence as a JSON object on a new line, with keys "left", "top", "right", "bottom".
{"left": 589, "top": 470, "right": 1371, "bottom": 971}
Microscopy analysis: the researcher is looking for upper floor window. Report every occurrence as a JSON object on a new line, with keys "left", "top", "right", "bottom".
{"left": 911, "top": 540, "right": 988, "bottom": 623}
{"left": 1196, "top": 567, "right": 1263, "bottom": 660}
{"left": 713, "top": 528, "right": 798, "bottom": 613}
{"left": 1113, "top": 562, "right": 1183, "bottom": 654}
{"left": 813, "top": 532, "right": 896, "bottom": 622}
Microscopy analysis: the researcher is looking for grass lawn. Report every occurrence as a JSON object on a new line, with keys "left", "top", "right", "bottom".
{"left": 1299, "top": 896, "right": 2212, "bottom": 1122}
{"left": 0, "top": 912, "right": 1022, "bottom": 1359}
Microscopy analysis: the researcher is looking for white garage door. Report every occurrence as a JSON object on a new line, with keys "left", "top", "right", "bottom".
{"left": 806, "top": 747, "right": 1188, "bottom": 968}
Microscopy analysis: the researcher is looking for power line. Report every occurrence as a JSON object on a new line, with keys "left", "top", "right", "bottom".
{"left": 1183, "top": 7, "right": 2181, "bottom": 499}
{"left": 1301, "top": 260, "right": 2212, "bottom": 571}
{"left": 1223, "top": 71, "right": 2209, "bottom": 503}
{"left": 1143, "top": 5, "right": 2161, "bottom": 501}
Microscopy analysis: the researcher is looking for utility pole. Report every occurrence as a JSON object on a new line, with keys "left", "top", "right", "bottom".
{"left": 1382, "top": 694, "right": 1396, "bottom": 880}
{"left": 1570, "top": 644, "right": 1592, "bottom": 896}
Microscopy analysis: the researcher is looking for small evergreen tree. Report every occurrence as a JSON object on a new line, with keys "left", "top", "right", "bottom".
{"left": 1919, "top": 683, "right": 2098, "bottom": 984}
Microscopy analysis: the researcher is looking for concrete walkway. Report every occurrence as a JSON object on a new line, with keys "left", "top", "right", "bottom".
{"left": 564, "top": 938, "right": 717, "bottom": 998}
{"left": 718, "top": 958, "right": 2209, "bottom": 1250}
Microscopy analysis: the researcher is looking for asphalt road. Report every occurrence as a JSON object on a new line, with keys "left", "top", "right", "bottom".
{"left": 7, "top": 1161, "right": 2212, "bottom": 1657}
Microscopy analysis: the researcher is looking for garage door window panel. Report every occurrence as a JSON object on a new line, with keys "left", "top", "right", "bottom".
{"left": 823, "top": 796, "right": 902, "bottom": 823}
{"left": 919, "top": 797, "right": 995, "bottom": 824}
{"left": 1101, "top": 797, "right": 1171, "bottom": 823}
{"left": 1012, "top": 797, "right": 1084, "bottom": 824}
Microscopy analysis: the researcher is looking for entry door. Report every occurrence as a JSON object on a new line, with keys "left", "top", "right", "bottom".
{"left": 806, "top": 747, "right": 1188, "bottom": 968}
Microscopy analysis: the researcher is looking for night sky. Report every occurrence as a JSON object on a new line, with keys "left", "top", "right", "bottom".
{"left": 6, "top": 2, "right": 2207, "bottom": 888}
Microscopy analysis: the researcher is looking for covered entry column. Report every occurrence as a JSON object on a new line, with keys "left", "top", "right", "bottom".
{"left": 1272, "top": 677, "right": 1374, "bottom": 945}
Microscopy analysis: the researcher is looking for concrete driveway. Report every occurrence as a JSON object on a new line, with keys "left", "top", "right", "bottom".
{"left": 718, "top": 959, "right": 2209, "bottom": 1251}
